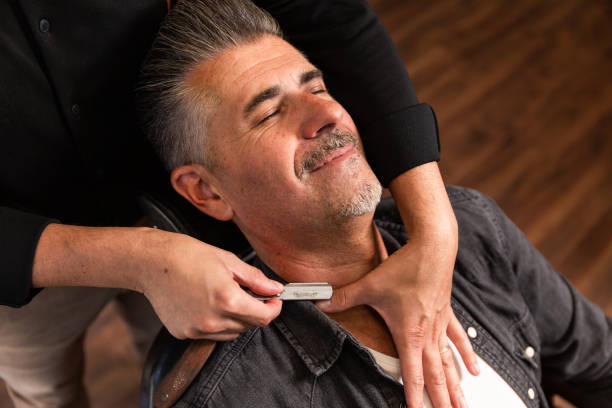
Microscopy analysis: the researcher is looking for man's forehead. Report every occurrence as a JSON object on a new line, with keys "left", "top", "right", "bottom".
{"left": 186, "top": 36, "right": 316, "bottom": 103}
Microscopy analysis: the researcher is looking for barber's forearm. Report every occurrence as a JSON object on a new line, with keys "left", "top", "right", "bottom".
{"left": 32, "top": 223, "right": 285, "bottom": 341}
{"left": 31, "top": 223, "right": 161, "bottom": 292}
{"left": 388, "top": 162, "right": 457, "bottom": 241}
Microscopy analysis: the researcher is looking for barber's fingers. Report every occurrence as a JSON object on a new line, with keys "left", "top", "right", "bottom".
{"left": 217, "top": 284, "right": 283, "bottom": 327}
{"left": 422, "top": 339, "right": 453, "bottom": 408}
{"left": 438, "top": 338, "right": 466, "bottom": 408}
{"left": 396, "top": 330, "right": 426, "bottom": 408}
{"left": 315, "top": 277, "right": 370, "bottom": 313}
{"left": 187, "top": 318, "right": 254, "bottom": 340}
{"left": 186, "top": 298, "right": 281, "bottom": 340}
{"left": 447, "top": 316, "right": 480, "bottom": 376}
{"left": 226, "top": 255, "right": 284, "bottom": 296}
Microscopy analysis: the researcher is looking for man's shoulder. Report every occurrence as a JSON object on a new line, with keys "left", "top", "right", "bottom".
{"left": 445, "top": 186, "right": 513, "bottom": 260}
{"left": 175, "top": 302, "right": 335, "bottom": 407}
{"left": 374, "top": 186, "right": 507, "bottom": 248}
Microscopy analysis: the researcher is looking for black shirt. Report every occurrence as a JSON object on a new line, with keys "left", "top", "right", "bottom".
{"left": 0, "top": 0, "right": 440, "bottom": 307}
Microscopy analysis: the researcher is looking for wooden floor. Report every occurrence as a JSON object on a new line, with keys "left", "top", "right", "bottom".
{"left": 370, "top": 0, "right": 612, "bottom": 315}
{"left": 1, "top": 0, "right": 610, "bottom": 406}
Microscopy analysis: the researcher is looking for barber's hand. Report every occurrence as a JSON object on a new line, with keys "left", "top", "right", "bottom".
{"left": 318, "top": 231, "right": 478, "bottom": 408}
{"left": 138, "top": 230, "right": 283, "bottom": 341}
{"left": 318, "top": 161, "right": 478, "bottom": 408}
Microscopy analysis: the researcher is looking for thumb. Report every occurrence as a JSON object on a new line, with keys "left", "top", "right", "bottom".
{"left": 230, "top": 261, "right": 284, "bottom": 296}
{"left": 316, "top": 280, "right": 366, "bottom": 313}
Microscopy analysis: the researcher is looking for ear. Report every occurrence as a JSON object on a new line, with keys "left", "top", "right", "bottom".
{"left": 170, "top": 164, "right": 234, "bottom": 221}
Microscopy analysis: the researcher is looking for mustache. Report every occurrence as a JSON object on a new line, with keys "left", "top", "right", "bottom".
{"left": 296, "top": 129, "right": 358, "bottom": 178}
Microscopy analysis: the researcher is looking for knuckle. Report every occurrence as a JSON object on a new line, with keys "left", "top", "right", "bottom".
{"left": 432, "top": 316, "right": 450, "bottom": 338}
{"left": 409, "top": 374, "right": 425, "bottom": 387}
{"left": 335, "top": 289, "right": 349, "bottom": 308}
{"left": 217, "top": 293, "right": 238, "bottom": 312}
{"left": 171, "top": 329, "right": 187, "bottom": 340}
{"left": 257, "top": 315, "right": 274, "bottom": 327}
{"left": 405, "top": 326, "right": 427, "bottom": 348}
{"left": 441, "top": 353, "right": 454, "bottom": 369}
{"left": 452, "top": 383, "right": 464, "bottom": 397}
{"left": 251, "top": 266, "right": 265, "bottom": 278}
{"left": 199, "top": 319, "right": 221, "bottom": 334}
{"left": 184, "top": 327, "right": 201, "bottom": 339}
{"left": 430, "top": 370, "right": 446, "bottom": 387}
{"left": 418, "top": 311, "right": 433, "bottom": 325}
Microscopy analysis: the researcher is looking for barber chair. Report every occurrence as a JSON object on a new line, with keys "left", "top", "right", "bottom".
{"left": 137, "top": 180, "right": 253, "bottom": 408}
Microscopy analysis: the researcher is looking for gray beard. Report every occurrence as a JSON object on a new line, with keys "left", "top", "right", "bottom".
{"left": 297, "top": 128, "right": 382, "bottom": 220}
{"left": 337, "top": 178, "right": 382, "bottom": 218}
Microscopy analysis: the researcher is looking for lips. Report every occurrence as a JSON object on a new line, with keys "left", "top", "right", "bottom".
{"left": 307, "top": 144, "right": 355, "bottom": 173}
{"left": 296, "top": 129, "right": 359, "bottom": 179}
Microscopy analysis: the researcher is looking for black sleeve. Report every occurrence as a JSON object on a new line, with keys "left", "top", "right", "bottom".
{"left": 254, "top": 0, "right": 440, "bottom": 186}
{"left": 0, "top": 207, "right": 57, "bottom": 307}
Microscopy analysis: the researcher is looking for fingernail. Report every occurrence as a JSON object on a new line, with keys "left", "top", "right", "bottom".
{"left": 273, "top": 281, "right": 284, "bottom": 291}
{"left": 460, "top": 395, "right": 469, "bottom": 408}
{"left": 470, "top": 361, "right": 480, "bottom": 375}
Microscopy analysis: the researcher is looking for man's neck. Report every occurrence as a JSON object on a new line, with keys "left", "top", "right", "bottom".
{"left": 247, "top": 214, "right": 381, "bottom": 288}
{"left": 248, "top": 215, "right": 398, "bottom": 357}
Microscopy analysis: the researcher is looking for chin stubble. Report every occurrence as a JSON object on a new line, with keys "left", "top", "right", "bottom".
{"left": 337, "top": 177, "right": 382, "bottom": 217}
{"left": 296, "top": 128, "right": 382, "bottom": 219}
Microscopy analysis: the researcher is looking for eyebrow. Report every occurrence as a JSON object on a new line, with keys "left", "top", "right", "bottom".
{"left": 244, "top": 86, "right": 280, "bottom": 118}
{"left": 243, "top": 69, "right": 324, "bottom": 118}
{"left": 300, "top": 69, "right": 323, "bottom": 84}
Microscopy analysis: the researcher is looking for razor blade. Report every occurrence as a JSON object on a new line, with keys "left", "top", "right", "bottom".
{"left": 250, "top": 283, "right": 333, "bottom": 301}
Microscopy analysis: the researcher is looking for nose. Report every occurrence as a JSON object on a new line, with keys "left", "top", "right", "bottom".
{"left": 299, "top": 94, "right": 345, "bottom": 140}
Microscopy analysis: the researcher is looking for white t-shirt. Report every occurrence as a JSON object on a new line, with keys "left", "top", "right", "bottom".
{"left": 366, "top": 341, "right": 528, "bottom": 408}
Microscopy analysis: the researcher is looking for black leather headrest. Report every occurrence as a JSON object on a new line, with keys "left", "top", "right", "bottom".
{"left": 136, "top": 179, "right": 251, "bottom": 258}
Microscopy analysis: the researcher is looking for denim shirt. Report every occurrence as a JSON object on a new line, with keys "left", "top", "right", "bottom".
{"left": 175, "top": 186, "right": 612, "bottom": 407}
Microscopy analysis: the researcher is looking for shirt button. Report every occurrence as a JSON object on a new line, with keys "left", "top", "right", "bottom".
{"left": 39, "top": 18, "right": 50, "bottom": 33}
{"left": 524, "top": 346, "right": 535, "bottom": 358}
{"left": 527, "top": 387, "right": 535, "bottom": 400}
{"left": 467, "top": 326, "right": 477, "bottom": 339}
{"left": 71, "top": 104, "right": 81, "bottom": 118}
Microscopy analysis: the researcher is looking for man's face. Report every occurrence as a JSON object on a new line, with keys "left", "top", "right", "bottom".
{"left": 188, "top": 35, "right": 380, "bottom": 238}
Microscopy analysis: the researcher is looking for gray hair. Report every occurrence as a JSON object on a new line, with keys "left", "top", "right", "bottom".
{"left": 136, "top": 0, "right": 282, "bottom": 171}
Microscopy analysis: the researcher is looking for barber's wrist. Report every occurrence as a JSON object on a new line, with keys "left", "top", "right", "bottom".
{"left": 388, "top": 162, "right": 457, "bottom": 237}
{"left": 410, "top": 215, "right": 457, "bottom": 246}
{"left": 130, "top": 227, "right": 185, "bottom": 295}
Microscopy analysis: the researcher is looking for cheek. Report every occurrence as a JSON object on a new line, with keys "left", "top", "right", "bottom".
{"left": 250, "top": 135, "right": 298, "bottom": 178}
{"left": 232, "top": 146, "right": 297, "bottom": 197}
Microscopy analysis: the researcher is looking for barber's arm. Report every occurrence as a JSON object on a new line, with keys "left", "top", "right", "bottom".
{"left": 1, "top": 207, "right": 283, "bottom": 341}
{"left": 255, "top": 0, "right": 477, "bottom": 406}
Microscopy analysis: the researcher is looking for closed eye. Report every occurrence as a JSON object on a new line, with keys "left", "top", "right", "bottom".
{"left": 257, "top": 109, "right": 280, "bottom": 126}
